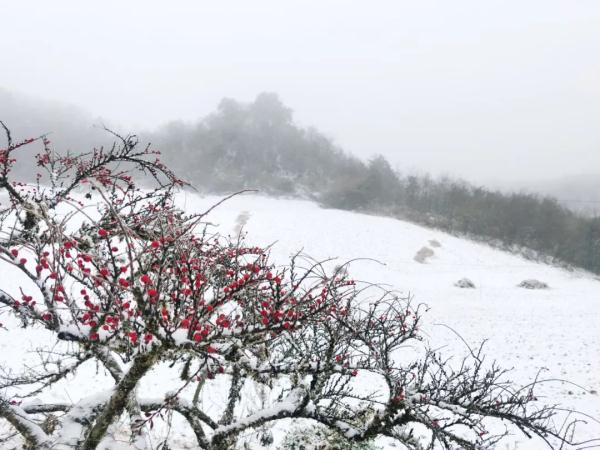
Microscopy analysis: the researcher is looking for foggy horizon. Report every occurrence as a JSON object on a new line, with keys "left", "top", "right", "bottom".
{"left": 2, "top": 1, "right": 600, "bottom": 187}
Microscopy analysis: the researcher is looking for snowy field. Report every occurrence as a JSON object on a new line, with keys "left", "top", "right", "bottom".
{"left": 1, "top": 192, "right": 599, "bottom": 449}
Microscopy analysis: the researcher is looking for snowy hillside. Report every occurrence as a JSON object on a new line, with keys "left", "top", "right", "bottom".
{"left": 1, "top": 192, "right": 599, "bottom": 449}
{"left": 178, "top": 193, "right": 600, "bottom": 447}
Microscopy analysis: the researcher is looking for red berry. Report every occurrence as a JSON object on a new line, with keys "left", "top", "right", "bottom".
{"left": 98, "top": 228, "right": 108, "bottom": 237}
{"left": 140, "top": 274, "right": 152, "bottom": 285}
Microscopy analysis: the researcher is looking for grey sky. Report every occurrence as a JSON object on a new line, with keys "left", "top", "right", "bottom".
{"left": 2, "top": 0, "right": 600, "bottom": 185}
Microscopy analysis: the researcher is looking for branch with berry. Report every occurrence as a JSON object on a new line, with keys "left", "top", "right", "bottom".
{"left": 0, "top": 123, "right": 596, "bottom": 450}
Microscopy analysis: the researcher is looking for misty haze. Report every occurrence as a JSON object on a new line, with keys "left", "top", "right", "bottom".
{"left": 0, "top": 2, "right": 599, "bottom": 450}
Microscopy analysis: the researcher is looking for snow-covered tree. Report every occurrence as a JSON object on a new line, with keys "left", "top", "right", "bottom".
{"left": 0, "top": 123, "right": 590, "bottom": 449}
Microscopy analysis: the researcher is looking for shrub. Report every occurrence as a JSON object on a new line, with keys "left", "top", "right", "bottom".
{"left": 0, "top": 123, "right": 588, "bottom": 449}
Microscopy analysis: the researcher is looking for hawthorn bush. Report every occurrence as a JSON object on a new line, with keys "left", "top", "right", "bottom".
{"left": 0, "top": 123, "right": 590, "bottom": 449}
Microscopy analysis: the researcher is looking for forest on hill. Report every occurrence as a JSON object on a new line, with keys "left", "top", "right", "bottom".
{"left": 147, "top": 93, "right": 600, "bottom": 275}
{"left": 2, "top": 89, "right": 599, "bottom": 274}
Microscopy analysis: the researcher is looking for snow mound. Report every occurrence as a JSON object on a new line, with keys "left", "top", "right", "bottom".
{"left": 455, "top": 277, "right": 476, "bottom": 288}
{"left": 517, "top": 279, "right": 549, "bottom": 289}
{"left": 413, "top": 246, "right": 434, "bottom": 263}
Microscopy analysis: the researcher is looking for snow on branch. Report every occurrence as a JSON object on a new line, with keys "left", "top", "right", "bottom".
{"left": 0, "top": 398, "right": 51, "bottom": 449}
{"left": 0, "top": 123, "right": 595, "bottom": 450}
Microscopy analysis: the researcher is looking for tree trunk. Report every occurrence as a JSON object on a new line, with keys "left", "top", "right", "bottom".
{"left": 81, "top": 350, "right": 160, "bottom": 450}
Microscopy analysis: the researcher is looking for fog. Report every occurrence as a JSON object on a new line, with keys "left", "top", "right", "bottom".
{"left": 2, "top": 0, "right": 600, "bottom": 186}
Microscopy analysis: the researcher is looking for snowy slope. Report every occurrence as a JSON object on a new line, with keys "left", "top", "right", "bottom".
{"left": 1, "top": 192, "right": 599, "bottom": 449}
{"left": 178, "top": 193, "right": 600, "bottom": 448}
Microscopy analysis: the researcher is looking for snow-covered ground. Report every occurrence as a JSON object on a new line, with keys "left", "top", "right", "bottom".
{"left": 1, "top": 193, "right": 599, "bottom": 448}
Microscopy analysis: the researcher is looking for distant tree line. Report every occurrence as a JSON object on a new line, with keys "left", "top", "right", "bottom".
{"left": 2, "top": 89, "right": 599, "bottom": 274}
{"left": 148, "top": 93, "right": 600, "bottom": 274}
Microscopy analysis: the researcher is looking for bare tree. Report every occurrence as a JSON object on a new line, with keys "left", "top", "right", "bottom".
{"left": 0, "top": 123, "right": 595, "bottom": 450}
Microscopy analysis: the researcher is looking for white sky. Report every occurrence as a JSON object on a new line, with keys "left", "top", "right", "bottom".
{"left": 1, "top": 0, "right": 600, "bottom": 185}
